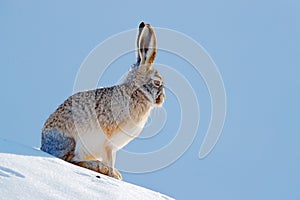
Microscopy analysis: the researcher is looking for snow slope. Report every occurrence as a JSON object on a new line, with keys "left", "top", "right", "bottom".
{"left": 0, "top": 139, "right": 173, "bottom": 200}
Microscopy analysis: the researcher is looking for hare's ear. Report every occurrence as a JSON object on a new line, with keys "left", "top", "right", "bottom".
{"left": 138, "top": 23, "right": 157, "bottom": 66}
{"left": 136, "top": 22, "right": 145, "bottom": 65}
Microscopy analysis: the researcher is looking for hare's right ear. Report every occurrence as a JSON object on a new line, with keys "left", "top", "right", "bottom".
{"left": 137, "top": 22, "right": 157, "bottom": 67}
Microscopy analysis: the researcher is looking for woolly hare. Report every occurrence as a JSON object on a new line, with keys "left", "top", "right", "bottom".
{"left": 41, "top": 22, "right": 166, "bottom": 180}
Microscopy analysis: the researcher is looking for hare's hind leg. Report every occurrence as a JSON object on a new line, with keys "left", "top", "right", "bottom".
{"left": 71, "top": 160, "right": 122, "bottom": 180}
{"left": 41, "top": 129, "right": 75, "bottom": 161}
{"left": 71, "top": 160, "right": 109, "bottom": 175}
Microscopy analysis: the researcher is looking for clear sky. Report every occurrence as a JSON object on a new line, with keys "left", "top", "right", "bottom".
{"left": 1, "top": 0, "right": 300, "bottom": 199}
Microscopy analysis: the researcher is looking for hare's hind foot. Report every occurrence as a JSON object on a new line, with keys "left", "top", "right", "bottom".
{"left": 72, "top": 160, "right": 122, "bottom": 180}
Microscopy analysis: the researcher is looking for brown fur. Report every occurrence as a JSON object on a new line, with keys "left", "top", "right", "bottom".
{"left": 41, "top": 22, "right": 165, "bottom": 180}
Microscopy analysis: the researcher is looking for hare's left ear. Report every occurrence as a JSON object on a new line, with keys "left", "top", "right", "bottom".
{"left": 138, "top": 23, "right": 157, "bottom": 67}
{"left": 136, "top": 22, "right": 145, "bottom": 65}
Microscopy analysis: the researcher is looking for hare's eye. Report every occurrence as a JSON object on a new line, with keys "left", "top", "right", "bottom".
{"left": 153, "top": 80, "right": 161, "bottom": 87}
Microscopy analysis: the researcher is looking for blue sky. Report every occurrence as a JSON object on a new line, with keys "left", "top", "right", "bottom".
{"left": 1, "top": 0, "right": 300, "bottom": 199}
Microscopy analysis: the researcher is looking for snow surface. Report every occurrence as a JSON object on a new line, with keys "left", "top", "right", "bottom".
{"left": 0, "top": 139, "right": 174, "bottom": 200}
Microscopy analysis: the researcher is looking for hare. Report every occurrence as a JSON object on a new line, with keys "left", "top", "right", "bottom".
{"left": 41, "top": 22, "right": 166, "bottom": 180}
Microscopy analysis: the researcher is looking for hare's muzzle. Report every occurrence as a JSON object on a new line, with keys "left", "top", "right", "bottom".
{"left": 155, "top": 88, "right": 166, "bottom": 106}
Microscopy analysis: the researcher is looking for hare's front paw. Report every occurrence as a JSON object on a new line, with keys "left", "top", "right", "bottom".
{"left": 113, "top": 169, "right": 122, "bottom": 180}
{"left": 108, "top": 168, "right": 122, "bottom": 180}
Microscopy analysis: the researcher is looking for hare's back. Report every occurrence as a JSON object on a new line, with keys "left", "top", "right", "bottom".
{"left": 42, "top": 89, "right": 104, "bottom": 134}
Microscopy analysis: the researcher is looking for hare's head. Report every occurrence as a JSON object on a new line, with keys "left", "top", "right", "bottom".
{"left": 129, "top": 22, "right": 166, "bottom": 107}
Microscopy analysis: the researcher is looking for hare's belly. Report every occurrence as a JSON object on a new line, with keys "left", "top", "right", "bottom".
{"left": 73, "top": 129, "right": 107, "bottom": 161}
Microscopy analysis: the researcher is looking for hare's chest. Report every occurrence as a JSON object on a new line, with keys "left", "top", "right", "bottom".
{"left": 109, "top": 114, "right": 149, "bottom": 150}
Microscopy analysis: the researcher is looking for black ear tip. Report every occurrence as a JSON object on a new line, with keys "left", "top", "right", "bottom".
{"left": 139, "top": 22, "right": 145, "bottom": 29}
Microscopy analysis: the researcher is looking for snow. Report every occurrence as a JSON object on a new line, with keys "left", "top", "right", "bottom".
{"left": 0, "top": 139, "right": 174, "bottom": 200}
